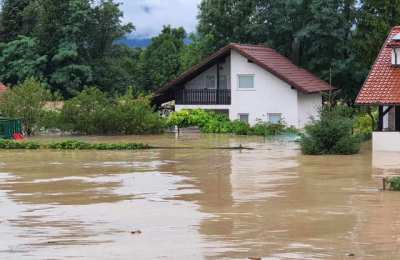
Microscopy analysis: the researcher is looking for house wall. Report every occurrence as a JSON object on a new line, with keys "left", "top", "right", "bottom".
{"left": 229, "top": 50, "right": 299, "bottom": 127}
{"left": 185, "top": 56, "right": 231, "bottom": 90}
{"left": 297, "top": 93, "right": 322, "bottom": 128}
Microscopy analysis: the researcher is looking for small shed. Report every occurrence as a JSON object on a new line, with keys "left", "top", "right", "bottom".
{"left": 0, "top": 118, "right": 22, "bottom": 139}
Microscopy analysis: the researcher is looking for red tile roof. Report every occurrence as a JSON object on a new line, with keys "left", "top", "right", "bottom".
{"left": 356, "top": 26, "right": 400, "bottom": 105}
{"left": 155, "top": 43, "right": 334, "bottom": 96}
{"left": 0, "top": 83, "right": 8, "bottom": 94}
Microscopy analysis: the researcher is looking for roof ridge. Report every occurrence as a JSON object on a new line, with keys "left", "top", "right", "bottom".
{"left": 232, "top": 43, "right": 268, "bottom": 47}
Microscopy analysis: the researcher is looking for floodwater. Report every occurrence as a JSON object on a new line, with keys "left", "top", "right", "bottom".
{"left": 0, "top": 134, "right": 400, "bottom": 260}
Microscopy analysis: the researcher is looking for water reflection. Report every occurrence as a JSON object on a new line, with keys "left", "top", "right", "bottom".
{"left": 0, "top": 135, "right": 398, "bottom": 259}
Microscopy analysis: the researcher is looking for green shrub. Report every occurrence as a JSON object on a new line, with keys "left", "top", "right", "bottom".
{"left": 300, "top": 105, "right": 361, "bottom": 155}
{"left": 388, "top": 177, "right": 400, "bottom": 191}
{"left": 113, "top": 91, "right": 166, "bottom": 134}
{"left": 59, "top": 87, "right": 165, "bottom": 135}
{"left": 229, "top": 120, "right": 251, "bottom": 135}
{"left": 353, "top": 112, "right": 376, "bottom": 141}
{"left": 168, "top": 109, "right": 293, "bottom": 136}
{"left": 251, "top": 121, "right": 287, "bottom": 136}
{"left": 167, "top": 109, "right": 229, "bottom": 129}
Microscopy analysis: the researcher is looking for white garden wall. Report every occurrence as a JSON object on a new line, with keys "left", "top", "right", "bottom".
{"left": 373, "top": 132, "right": 400, "bottom": 152}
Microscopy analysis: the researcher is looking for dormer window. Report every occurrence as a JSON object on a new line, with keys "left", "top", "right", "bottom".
{"left": 392, "top": 48, "right": 400, "bottom": 66}
{"left": 391, "top": 33, "right": 400, "bottom": 66}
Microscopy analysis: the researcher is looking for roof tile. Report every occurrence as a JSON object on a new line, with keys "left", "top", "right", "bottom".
{"left": 356, "top": 26, "right": 400, "bottom": 105}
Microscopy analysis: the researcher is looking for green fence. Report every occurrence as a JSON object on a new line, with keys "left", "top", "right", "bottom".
{"left": 0, "top": 118, "right": 22, "bottom": 139}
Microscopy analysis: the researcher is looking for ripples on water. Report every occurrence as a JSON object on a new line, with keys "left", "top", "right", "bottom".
{"left": 0, "top": 134, "right": 399, "bottom": 259}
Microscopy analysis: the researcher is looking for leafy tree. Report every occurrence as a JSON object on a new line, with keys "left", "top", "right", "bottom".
{"left": 198, "top": 0, "right": 259, "bottom": 51}
{"left": 0, "top": 36, "right": 47, "bottom": 85}
{"left": 0, "top": 78, "right": 52, "bottom": 135}
{"left": 137, "top": 26, "right": 187, "bottom": 91}
{"left": 180, "top": 33, "right": 215, "bottom": 70}
{"left": 92, "top": 45, "right": 142, "bottom": 94}
{"left": 301, "top": 105, "right": 361, "bottom": 155}
{"left": 0, "top": 0, "right": 32, "bottom": 42}
{"left": 0, "top": 0, "right": 134, "bottom": 97}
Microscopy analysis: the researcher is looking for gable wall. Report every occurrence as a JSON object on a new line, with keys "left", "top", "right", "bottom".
{"left": 185, "top": 56, "right": 231, "bottom": 90}
{"left": 230, "top": 50, "right": 300, "bottom": 127}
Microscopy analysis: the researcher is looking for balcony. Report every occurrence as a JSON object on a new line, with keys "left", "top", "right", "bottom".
{"left": 175, "top": 89, "right": 231, "bottom": 105}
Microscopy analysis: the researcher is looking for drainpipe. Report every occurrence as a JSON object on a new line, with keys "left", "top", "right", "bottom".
{"left": 216, "top": 62, "right": 220, "bottom": 105}
{"left": 378, "top": 106, "right": 384, "bottom": 131}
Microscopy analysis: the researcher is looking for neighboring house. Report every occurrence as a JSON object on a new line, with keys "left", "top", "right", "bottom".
{"left": 356, "top": 26, "right": 400, "bottom": 152}
{"left": 154, "top": 43, "right": 333, "bottom": 128}
{"left": 0, "top": 83, "right": 9, "bottom": 95}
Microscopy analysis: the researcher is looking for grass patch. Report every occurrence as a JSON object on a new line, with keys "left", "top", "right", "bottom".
{"left": 0, "top": 139, "right": 41, "bottom": 149}
{"left": 0, "top": 139, "right": 151, "bottom": 150}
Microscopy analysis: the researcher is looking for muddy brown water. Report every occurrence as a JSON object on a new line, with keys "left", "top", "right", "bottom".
{"left": 0, "top": 134, "right": 400, "bottom": 259}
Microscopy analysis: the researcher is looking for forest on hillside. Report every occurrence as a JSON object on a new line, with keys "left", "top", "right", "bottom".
{"left": 0, "top": 0, "right": 400, "bottom": 103}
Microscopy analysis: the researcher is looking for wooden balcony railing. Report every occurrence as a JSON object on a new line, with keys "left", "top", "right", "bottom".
{"left": 175, "top": 89, "right": 231, "bottom": 105}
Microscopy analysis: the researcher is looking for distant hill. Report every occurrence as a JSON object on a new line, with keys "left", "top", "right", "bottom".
{"left": 116, "top": 37, "right": 192, "bottom": 48}
{"left": 116, "top": 38, "right": 152, "bottom": 48}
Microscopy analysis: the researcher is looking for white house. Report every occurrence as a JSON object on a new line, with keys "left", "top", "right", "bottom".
{"left": 356, "top": 26, "right": 400, "bottom": 152}
{"left": 154, "top": 43, "right": 334, "bottom": 128}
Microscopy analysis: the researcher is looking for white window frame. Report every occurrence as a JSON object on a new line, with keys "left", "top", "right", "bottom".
{"left": 268, "top": 113, "right": 282, "bottom": 124}
{"left": 238, "top": 74, "right": 255, "bottom": 90}
{"left": 392, "top": 48, "right": 400, "bottom": 66}
{"left": 238, "top": 113, "right": 250, "bottom": 123}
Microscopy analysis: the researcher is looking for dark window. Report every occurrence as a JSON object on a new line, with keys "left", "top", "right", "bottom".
{"left": 239, "top": 113, "right": 249, "bottom": 123}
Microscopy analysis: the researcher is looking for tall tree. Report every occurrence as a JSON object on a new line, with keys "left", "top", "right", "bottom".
{"left": 0, "top": 36, "right": 47, "bottom": 85}
{"left": 0, "top": 0, "right": 134, "bottom": 96}
{"left": 0, "top": 0, "right": 32, "bottom": 42}
{"left": 137, "top": 26, "right": 186, "bottom": 91}
{"left": 197, "top": 0, "right": 259, "bottom": 52}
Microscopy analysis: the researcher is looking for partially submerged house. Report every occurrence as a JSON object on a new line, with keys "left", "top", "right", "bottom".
{"left": 154, "top": 43, "right": 334, "bottom": 128}
{"left": 356, "top": 26, "right": 400, "bottom": 152}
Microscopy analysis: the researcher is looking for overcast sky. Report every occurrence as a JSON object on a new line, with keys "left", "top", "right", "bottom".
{"left": 120, "top": 0, "right": 201, "bottom": 38}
